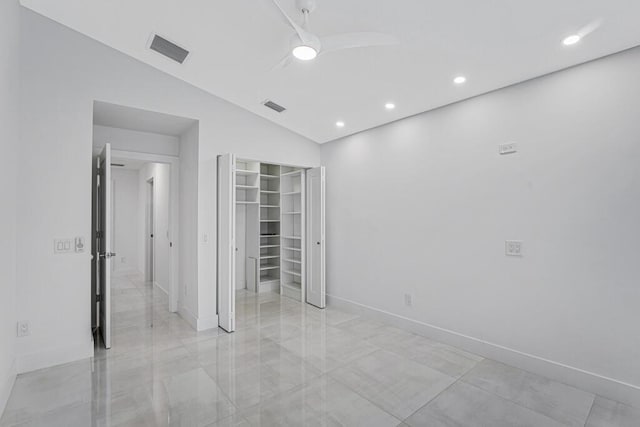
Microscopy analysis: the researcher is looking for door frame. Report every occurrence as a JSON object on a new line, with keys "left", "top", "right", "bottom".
{"left": 111, "top": 150, "right": 180, "bottom": 313}
{"left": 216, "top": 154, "right": 323, "bottom": 331}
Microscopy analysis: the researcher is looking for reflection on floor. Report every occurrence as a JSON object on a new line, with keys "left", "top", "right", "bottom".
{"left": 1, "top": 274, "right": 638, "bottom": 426}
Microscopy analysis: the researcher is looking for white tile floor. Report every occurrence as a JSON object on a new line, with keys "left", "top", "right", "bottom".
{"left": 1, "top": 273, "right": 638, "bottom": 426}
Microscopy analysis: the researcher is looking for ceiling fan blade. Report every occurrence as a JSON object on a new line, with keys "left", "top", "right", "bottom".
{"left": 320, "top": 32, "right": 399, "bottom": 53}
{"left": 271, "top": 53, "right": 293, "bottom": 71}
{"left": 268, "top": 0, "right": 313, "bottom": 44}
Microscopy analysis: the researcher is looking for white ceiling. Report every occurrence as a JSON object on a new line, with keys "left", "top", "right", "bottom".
{"left": 93, "top": 101, "right": 197, "bottom": 137}
{"left": 22, "top": 0, "right": 640, "bottom": 144}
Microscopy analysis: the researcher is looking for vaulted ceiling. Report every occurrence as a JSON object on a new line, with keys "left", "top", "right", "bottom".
{"left": 20, "top": 0, "right": 640, "bottom": 143}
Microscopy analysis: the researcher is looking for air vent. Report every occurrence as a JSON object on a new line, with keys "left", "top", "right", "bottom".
{"left": 263, "top": 100, "right": 286, "bottom": 113}
{"left": 149, "top": 34, "right": 189, "bottom": 64}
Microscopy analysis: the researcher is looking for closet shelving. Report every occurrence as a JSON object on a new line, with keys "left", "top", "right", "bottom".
{"left": 258, "top": 163, "right": 281, "bottom": 291}
{"left": 233, "top": 158, "right": 309, "bottom": 301}
{"left": 280, "top": 167, "right": 305, "bottom": 301}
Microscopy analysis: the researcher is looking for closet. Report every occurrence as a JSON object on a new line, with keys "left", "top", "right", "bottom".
{"left": 217, "top": 154, "right": 325, "bottom": 332}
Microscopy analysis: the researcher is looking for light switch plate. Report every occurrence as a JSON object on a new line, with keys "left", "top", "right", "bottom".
{"left": 54, "top": 238, "right": 73, "bottom": 254}
{"left": 499, "top": 142, "right": 517, "bottom": 155}
{"left": 505, "top": 240, "right": 523, "bottom": 256}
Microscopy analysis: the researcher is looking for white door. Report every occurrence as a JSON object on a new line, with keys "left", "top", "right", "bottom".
{"left": 306, "top": 167, "right": 326, "bottom": 308}
{"left": 217, "top": 153, "right": 236, "bottom": 332}
{"left": 97, "top": 143, "right": 113, "bottom": 348}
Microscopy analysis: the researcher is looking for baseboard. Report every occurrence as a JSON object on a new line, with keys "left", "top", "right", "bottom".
{"left": 178, "top": 304, "right": 198, "bottom": 330}
{"left": 327, "top": 293, "right": 640, "bottom": 409}
{"left": 177, "top": 305, "right": 218, "bottom": 332}
{"left": 16, "top": 339, "right": 94, "bottom": 374}
{"left": 0, "top": 358, "right": 17, "bottom": 419}
{"left": 153, "top": 281, "right": 168, "bottom": 295}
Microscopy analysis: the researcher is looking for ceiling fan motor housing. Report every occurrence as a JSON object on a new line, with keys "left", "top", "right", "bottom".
{"left": 296, "top": 0, "right": 317, "bottom": 13}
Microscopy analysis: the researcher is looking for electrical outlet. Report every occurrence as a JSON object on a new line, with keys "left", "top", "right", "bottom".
{"left": 505, "top": 240, "right": 523, "bottom": 257}
{"left": 404, "top": 294, "right": 412, "bottom": 307}
{"left": 499, "top": 142, "right": 517, "bottom": 155}
{"left": 17, "top": 321, "right": 30, "bottom": 337}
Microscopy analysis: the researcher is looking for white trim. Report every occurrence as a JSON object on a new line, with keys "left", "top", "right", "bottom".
{"left": 17, "top": 340, "right": 94, "bottom": 374}
{"left": 327, "top": 293, "right": 640, "bottom": 409}
{"left": 154, "top": 281, "right": 168, "bottom": 295}
{"left": 178, "top": 305, "right": 218, "bottom": 332}
{"left": 111, "top": 150, "right": 180, "bottom": 314}
{"left": 178, "top": 305, "right": 198, "bottom": 330}
{"left": 0, "top": 357, "right": 16, "bottom": 418}
{"left": 197, "top": 315, "right": 219, "bottom": 332}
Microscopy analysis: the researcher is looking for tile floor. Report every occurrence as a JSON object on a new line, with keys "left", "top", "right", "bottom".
{"left": 1, "top": 273, "right": 638, "bottom": 426}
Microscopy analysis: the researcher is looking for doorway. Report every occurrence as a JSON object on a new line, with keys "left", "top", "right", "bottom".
{"left": 217, "top": 154, "right": 326, "bottom": 333}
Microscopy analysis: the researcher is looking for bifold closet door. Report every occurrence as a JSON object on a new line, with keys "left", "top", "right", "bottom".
{"left": 217, "top": 153, "right": 236, "bottom": 332}
{"left": 306, "top": 167, "right": 326, "bottom": 308}
{"left": 97, "top": 143, "right": 113, "bottom": 348}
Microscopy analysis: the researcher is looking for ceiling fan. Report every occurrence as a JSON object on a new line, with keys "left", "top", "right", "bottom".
{"left": 268, "top": 0, "right": 399, "bottom": 69}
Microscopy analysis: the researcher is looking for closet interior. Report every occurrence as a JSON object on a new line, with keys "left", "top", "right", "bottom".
{"left": 235, "top": 159, "right": 306, "bottom": 301}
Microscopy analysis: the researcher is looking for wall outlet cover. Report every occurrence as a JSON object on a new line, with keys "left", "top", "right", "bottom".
{"left": 499, "top": 142, "right": 518, "bottom": 155}
{"left": 404, "top": 293, "right": 412, "bottom": 307}
{"left": 505, "top": 240, "right": 523, "bottom": 256}
{"left": 17, "top": 321, "right": 30, "bottom": 337}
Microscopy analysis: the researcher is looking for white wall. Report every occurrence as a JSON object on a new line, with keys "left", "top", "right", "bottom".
{"left": 93, "top": 125, "right": 180, "bottom": 157}
{"left": 178, "top": 124, "right": 199, "bottom": 326}
{"left": 138, "top": 163, "right": 171, "bottom": 294}
{"left": 111, "top": 169, "right": 140, "bottom": 274}
{"left": 321, "top": 47, "right": 640, "bottom": 405}
{"left": 0, "top": 0, "right": 20, "bottom": 416}
{"left": 17, "top": 9, "right": 319, "bottom": 372}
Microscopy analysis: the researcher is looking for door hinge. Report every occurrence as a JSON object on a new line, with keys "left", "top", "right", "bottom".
{"left": 96, "top": 294, "right": 102, "bottom": 303}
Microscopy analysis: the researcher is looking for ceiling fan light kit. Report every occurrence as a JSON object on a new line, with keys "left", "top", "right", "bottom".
{"left": 270, "top": 0, "right": 399, "bottom": 69}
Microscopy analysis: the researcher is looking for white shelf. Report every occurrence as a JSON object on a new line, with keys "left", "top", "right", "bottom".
{"left": 260, "top": 275, "right": 280, "bottom": 284}
{"left": 236, "top": 169, "right": 259, "bottom": 176}
{"left": 260, "top": 234, "right": 280, "bottom": 238}
{"left": 236, "top": 201, "right": 259, "bottom": 205}
{"left": 260, "top": 174, "right": 280, "bottom": 179}
{"left": 282, "top": 212, "right": 301, "bottom": 215}
{"left": 281, "top": 281, "right": 301, "bottom": 290}
{"left": 261, "top": 255, "right": 280, "bottom": 259}
{"left": 283, "top": 270, "right": 301, "bottom": 277}
{"left": 283, "top": 236, "right": 301, "bottom": 240}
{"left": 282, "top": 191, "right": 301, "bottom": 196}
{"left": 260, "top": 219, "right": 280, "bottom": 223}
{"left": 260, "top": 265, "right": 280, "bottom": 271}
{"left": 283, "top": 247, "right": 301, "bottom": 251}
{"left": 260, "top": 190, "right": 279, "bottom": 194}
{"left": 260, "top": 244, "right": 280, "bottom": 248}
{"left": 261, "top": 205, "right": 280, "bottom": 208}
{"left": 236, "top": 185, "right": 259, "bottom": 190}
{"left": 283, "top": 258, "right": 301, "bottom": 264}
{"left": 281, "top": 170, "right": 302, "bottom": 177}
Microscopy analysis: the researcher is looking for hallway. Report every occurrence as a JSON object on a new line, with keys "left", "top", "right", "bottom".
{"left": 1, "top": 276, "right": 637, "bottom": 426}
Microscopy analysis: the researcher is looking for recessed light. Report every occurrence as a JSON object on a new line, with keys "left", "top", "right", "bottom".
{"left": 385, "top": 103, "right": 396, "bottom": 110}
{"left": 562, "top": 34, "right": 581, "bottom": 46}
{"left": 336, "top": 121, "right": 345, "bottom": 128}
{"left": 453, "top": 76, "right": 466, "bottom": 85}
{"left": 292, "top": 45, "right": 318, "bottom": 60}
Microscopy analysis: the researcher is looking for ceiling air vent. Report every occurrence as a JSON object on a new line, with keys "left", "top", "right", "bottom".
{"left": 263, "top": 100, "right": 286, "bottom": 113}
{"left": 149, "top": 34, "right": 190, "bottom": 64}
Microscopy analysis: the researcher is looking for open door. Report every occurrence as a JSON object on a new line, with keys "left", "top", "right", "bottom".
{"left": 306, "top": 167, "right": 326, "bottom": 308}
{"left": 217, "top": 153, "right": 236, "bottom": 332}
{"left": 97, "top": 143, "right": 114, "bottom": 348}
